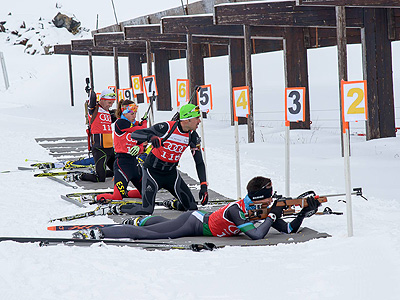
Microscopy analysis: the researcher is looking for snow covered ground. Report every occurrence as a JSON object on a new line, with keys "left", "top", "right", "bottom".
{"left": 0, "top": 1, "right": 399, "bottom": 299}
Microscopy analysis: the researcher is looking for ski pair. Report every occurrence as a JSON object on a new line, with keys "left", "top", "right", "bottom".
{"left": 0, "top": 237, "right": 218, "bottom": 252}
{"left": 48, "top": 200, "right": 141, "bottom": 223}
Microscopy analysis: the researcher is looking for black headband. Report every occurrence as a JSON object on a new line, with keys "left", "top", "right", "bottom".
{"left": 248, "top": 186, "right": 273, "bottom": 201}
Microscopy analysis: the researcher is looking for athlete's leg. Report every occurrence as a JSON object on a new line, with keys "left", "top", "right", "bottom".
{"left": 80, "top": 147, "right": 107, "bottom": 182}
{"left": 119, "top": 166, "right": 158, "bottom": 215}
{"left": 101, "top": 212, "right": 203, "bottom": 239}
{"left": 167, "top": 169, "right": 198, "bottom": 211}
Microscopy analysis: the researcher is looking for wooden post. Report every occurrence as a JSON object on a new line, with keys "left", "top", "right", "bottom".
{"left": 88, "top": 51, "right": 94, "bottom": 90}
{"left": 186, "top": 33, "right": 195, "bottom": 97}
{"left": 128, "top": 53, "right": 144, "bottom": 104}
{"left": 68, "top": 54, "right": 74, "bottom": 107}
{"left": 283, "top": 27, "right": 311, "bottom": 130}
{"left": 243, "top": 25, "right": 255, "bottom": 143}
{"left": 228, "top": 38, "right": 247, "bottom": 126}
{"left": 113, "top": 47, "right": 119, "bottom": 90}
{"left": 154, "top": 49, "right": 172, "bottom": 111}
{"left": 362, "top": 8, "right": 396, "bottom": 140}
{"left": 146, "top": 40, "right": 152, "bottom": 76}
{"left": 336, "top": 6, "right": 348, "bottom": 156}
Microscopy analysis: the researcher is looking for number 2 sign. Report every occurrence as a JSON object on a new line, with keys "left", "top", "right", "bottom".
{"left": 341, "top": 80, "right": 368, "bottom": 123}
{"left": 285, "top": 87, "right": 305, "bottom": 123}
{"left": 232, "top": 86, "right": 250, "bottom": 121}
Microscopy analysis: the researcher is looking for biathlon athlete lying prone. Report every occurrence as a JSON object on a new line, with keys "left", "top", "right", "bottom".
{"left": 72, "top": 176, "right": 321, "bottom": 240}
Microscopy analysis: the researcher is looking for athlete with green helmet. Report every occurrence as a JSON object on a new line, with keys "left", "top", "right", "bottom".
{"left": 112, "top": 103, "right": 208, "bottom": 216}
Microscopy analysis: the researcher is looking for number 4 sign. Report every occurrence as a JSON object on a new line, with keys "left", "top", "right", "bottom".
{"left": 285, "top": 87, "right": 305, "bottom": 124}
{"left": 232, "top": 86, "right": 250, "bottom": 121}
{"left": 341, "top": 80, "right": 368, "bottom": 124}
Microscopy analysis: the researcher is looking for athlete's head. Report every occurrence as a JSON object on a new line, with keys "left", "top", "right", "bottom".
{"left": 179, "top": 104, "right": 201, "bottom": 131}
{"left": 247, "top": 177, "right": 273, "bottom": 202}
{"left": 99, "top": 89, "right": 116, "bottom": 110}
{"left": 117, "top": 99, "right": 137, "bottom": 122}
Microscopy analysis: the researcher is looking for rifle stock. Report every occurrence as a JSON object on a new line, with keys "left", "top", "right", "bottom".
{"left": 248, "top": 196, "right": 327, "bottom": 221}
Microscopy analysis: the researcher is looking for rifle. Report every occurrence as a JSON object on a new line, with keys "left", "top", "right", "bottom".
{"left": 84, "top": 77, "right": 92, "bottom": 151}
{"left": 247, "top": 187, "right": 365, "bottom": 221}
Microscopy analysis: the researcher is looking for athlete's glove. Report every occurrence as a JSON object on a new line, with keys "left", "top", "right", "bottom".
{"left": 150, "top": 136, "right": 162, "bottom": 148}
{"left": 268, "top": 201, "right": 285, "bottom": 221}
{"left": 129, "top": 146, "right": 140, "bottom": 156}
{"left": 199, "top": 183, "right": 209, "bottom": 206}
{"left": 298, "top": 196, "right": 321, "bottom": 218}
{"left": 141, "top": 112, "right": 148, "bottom": 121}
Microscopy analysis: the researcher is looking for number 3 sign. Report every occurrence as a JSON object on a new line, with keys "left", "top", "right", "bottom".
{"left": 341, "top": 80, "right": 368, "bottom": 123}
{"left": 285, "top": 87, "right": 305, "bottom": 123}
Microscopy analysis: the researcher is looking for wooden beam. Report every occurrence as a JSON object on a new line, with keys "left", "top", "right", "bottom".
{"left": 362, "top": 8, "right": 396, "bottom": 139}
{"left": 336, "top": 6, "right": 348, "bottom": 156}
{"left": 244, "top": 25, "right": 255, "bottom": 143}
{"left": 128, "top": 53, "right": 145, "bottom": 104}
{"left": 113, "top": 47, "right": 119, "bottom": 90}
{"left": 214, "top": 1, "right": 364, "bottom": 28}
{"left": 283, "top": 27, "right": 311, "bottom": 130}
{"left": 297, "top": 0, "right": 400, "bottom": 8}
{"left": 161, "top": 14, "right": 286, "bottom": 39}
{"left": 154, "top": 49, "right": 172, "bottom": 111}
{"left": 228, "top": 39, "right": 248, "bottom": 126}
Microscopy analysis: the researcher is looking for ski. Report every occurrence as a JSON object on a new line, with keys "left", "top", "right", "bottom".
{"left": 47, "top": 176, "right": 78, "bottom": 189}
{"left": 49, "top": 200, "right": 143, "bottom": 222}
{"left": 47, "top": 224, "right": 116, "bottom": 231}
{"left": 34, "top": 170, "right": 79, "bottom": 177}
{"left": 0, "top": 237, "right": 218, "bottom": 251}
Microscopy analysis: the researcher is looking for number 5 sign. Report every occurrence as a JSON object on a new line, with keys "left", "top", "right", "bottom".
{"left": 285, "top": 87, "right": 305, "bottom": 123}
{"left": 341, "top": 80, "right": 368, "bottom": 123}
{"left": 232, "top": 86, "right": 249, "bottom": 121}
{"left": 197, "top": 84, "right": 213, "bottom": 113}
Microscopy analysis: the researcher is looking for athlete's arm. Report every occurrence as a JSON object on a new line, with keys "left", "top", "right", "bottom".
{"left": 225, "top": 205, "right": 274, "bottom": 240}
{"left": 130, "top": 122, "right": 169, "bottom": 144}
{"left": 87, "top": 90, "right": 97, "bottom": 115}
{"left": 272, "top": 215, "right": 304, "bottom": 234}
{"left": 190, "top": 131, "right": 206, "bottom": 183}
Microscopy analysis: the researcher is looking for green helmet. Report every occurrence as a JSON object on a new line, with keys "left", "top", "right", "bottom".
{"left": 179, "top": 104, "right": 201, "bottom": 120}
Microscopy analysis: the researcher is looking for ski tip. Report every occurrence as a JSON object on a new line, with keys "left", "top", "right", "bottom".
{"left": 47, "top": 226, "right": 57, "bottom": 231}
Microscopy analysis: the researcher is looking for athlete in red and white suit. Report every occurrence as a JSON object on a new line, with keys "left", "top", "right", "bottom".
{"left": 119, "top": 105, "right": 207, "bottom": 215}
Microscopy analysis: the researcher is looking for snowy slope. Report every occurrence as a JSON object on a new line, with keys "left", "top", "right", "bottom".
{"left": 0, "top": 1, "right": 400, "bottom": 299}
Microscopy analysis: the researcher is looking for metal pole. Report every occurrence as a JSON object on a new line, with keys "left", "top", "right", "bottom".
{"left": 200, "top": 113, "right": 208, "bottom": 176}
{"left": 88, "top": 51, "right": 94, "bottom": 90}
{"left": 0, "top": 52, "right": 10, "bottom": 90}
{"left": 234, "top": 120, "right": 242, "bottom": 200}
{"left": 343, "top": 127, "right": 353, "bottom": 237}
{"left": 285, "top": 124, "right": 290, "bottom": 197}
{"left": 113, "top": 47, "right": 119, "bottom": 90}
{"left": 146, "top": 40, "right": 154, "bottom": 125}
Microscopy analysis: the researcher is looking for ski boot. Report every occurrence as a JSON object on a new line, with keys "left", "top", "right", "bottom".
{"left": 63, "top": 173, "right": 83, "bottom": 182}
{"left": 72, "top": 228, "right": 104, "bottom": 240}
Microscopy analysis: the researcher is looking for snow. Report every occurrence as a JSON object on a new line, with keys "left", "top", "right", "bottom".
{"left": 0, "top": 1, "right": 400, "bottom": 299}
